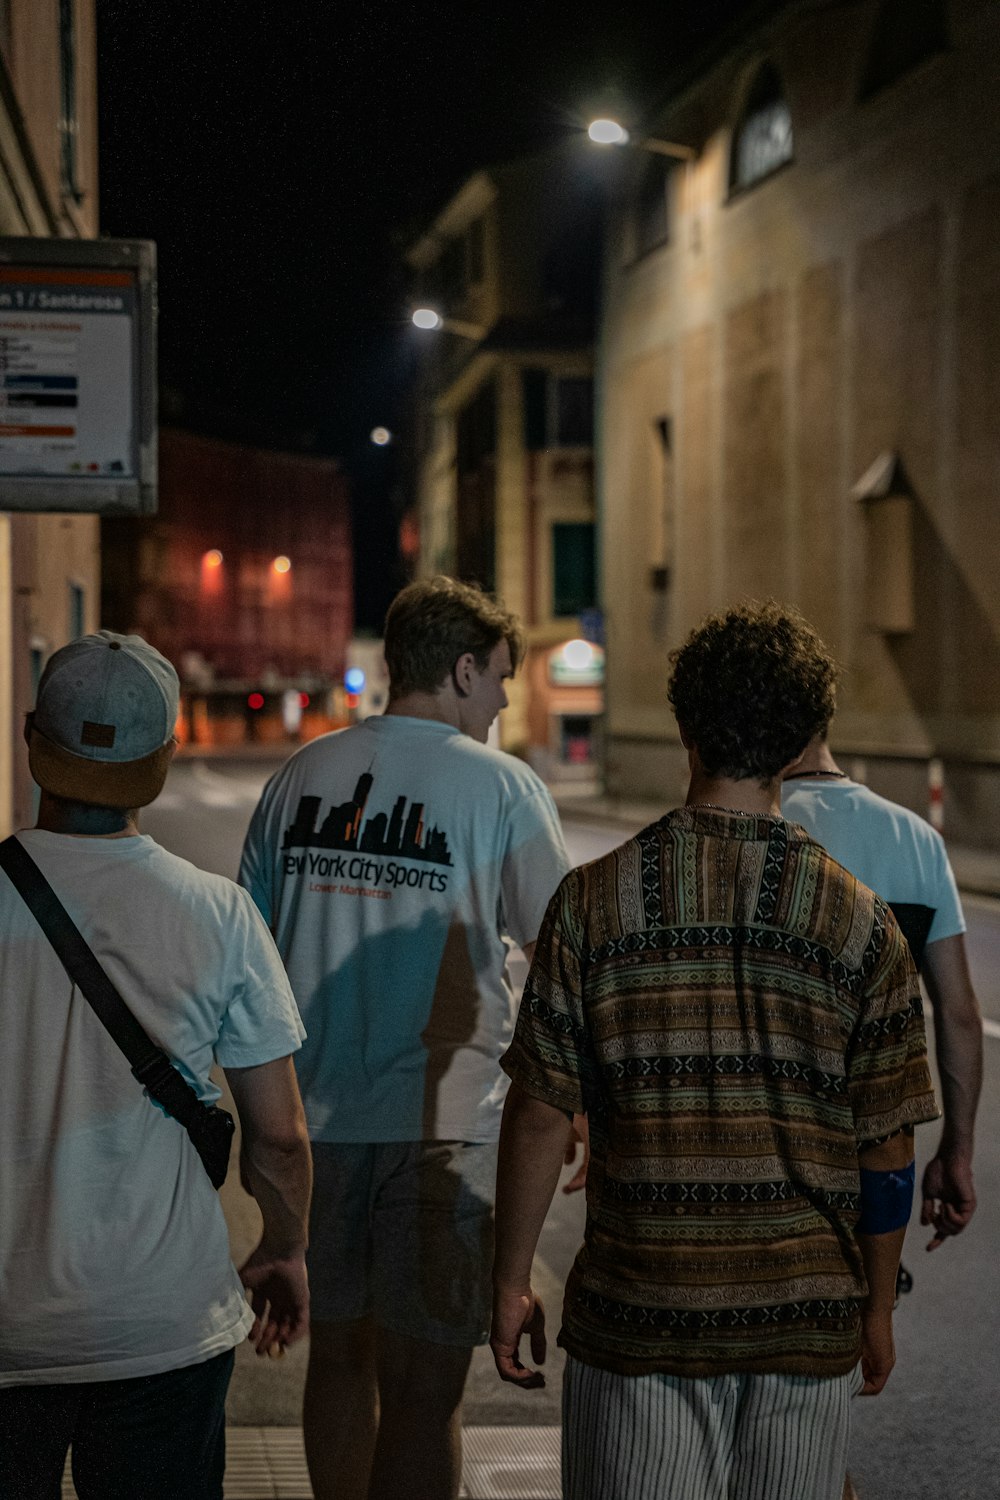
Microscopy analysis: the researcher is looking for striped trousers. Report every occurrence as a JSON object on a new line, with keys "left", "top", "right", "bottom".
{"left": 562, "top": 1357, "right": 863, "bottom": 1500}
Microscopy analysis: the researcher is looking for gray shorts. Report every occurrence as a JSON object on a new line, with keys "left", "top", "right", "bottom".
{"left": 307, "top": 1140, "right": 497, "bottom": 1347}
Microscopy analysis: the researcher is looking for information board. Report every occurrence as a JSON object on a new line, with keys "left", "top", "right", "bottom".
{"left": 0, "top": 238, "right": 156, "bottom": 514}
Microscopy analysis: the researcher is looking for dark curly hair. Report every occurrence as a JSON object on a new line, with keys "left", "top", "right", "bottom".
{"left": 667, "top": 602, "right": 838, "bottom": 782}
{"left": 384, "top": 576, "right": 524, "bottom": 699}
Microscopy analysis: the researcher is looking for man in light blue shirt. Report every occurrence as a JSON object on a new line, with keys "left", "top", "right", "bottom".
{"left": 784, "top": 733, "right": 982, "bottom": 1253}
{"left": 240, "top": 577, "right": 570, "bottom": 1500}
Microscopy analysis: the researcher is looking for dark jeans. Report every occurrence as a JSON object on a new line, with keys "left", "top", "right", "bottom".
{"left": 0, "top": 1348, "right": 234, "bottom": 1500}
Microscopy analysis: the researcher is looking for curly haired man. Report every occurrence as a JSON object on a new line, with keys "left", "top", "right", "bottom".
{"left": 491, "top": 602, "right": 938, "bottom": 1500}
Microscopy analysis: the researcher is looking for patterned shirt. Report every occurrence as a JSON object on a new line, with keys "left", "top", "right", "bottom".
{"left": 502, "top": 807, "right": 938, "bottom": 1378}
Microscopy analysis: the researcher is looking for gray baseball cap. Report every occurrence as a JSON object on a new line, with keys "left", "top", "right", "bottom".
{"left": 28, "top": 631, "right": 179, "bottom": 807}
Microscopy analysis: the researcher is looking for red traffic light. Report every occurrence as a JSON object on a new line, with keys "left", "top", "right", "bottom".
{"left": 247, "top": 692, "right": 265, "bottom": 710}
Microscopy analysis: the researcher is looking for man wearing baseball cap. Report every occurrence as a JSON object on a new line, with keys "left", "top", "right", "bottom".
{"left": 0, "top": 632, "right": 313, "bottom": 1500}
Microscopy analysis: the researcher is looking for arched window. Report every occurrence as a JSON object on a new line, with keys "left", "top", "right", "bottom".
{"left": 860, "top": 0, "right": 947, "bottom": 99}
{"left": 730, "top": 64, "right": 793, "bottom": 193}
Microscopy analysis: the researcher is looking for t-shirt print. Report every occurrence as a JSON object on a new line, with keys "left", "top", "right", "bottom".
{"left": 281, "top": 770, "right": 453, "bottom": 896}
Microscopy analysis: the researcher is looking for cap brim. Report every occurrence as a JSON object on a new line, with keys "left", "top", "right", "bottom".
{"left": 28, "top": 726, "right": 174, "bottom": 808}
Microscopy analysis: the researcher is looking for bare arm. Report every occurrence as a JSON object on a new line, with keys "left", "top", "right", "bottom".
{"left": 855, "top": 1130, "right": 914, "bottom": 1395}
{"left": 491, "top": 1080, "right": 574, "bottom": 1387}
{"left": 226, "top": 1055, "right": 313, "bottom": 1354}
{"left": 920, "top": 933, "right": 982, "bottom": 1245}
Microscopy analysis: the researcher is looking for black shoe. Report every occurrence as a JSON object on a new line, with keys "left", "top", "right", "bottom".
{"left": 894, "top": 1263, "right": 913, "bottom": 1305}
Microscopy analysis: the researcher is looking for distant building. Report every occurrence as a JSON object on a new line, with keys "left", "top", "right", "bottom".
{"left": 405, "top": 146, "right": 604, "bottom": 781}
{"left": 102, "top": 427, "right": 353, "bottom": 745}
{"left": 1, "top": 1, "right": 101, "bottom": 832}
{"left": 598, "top": 0, "right": 1000, "bottom": 845}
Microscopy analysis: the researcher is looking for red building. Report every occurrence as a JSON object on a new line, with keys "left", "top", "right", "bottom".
{"left": 102, "top": 428, "right": 353, "bottom": 744}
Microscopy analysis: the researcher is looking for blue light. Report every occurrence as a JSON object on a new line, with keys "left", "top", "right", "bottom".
{"left": 345, "top": 667, "right": 366, "bottom": 694}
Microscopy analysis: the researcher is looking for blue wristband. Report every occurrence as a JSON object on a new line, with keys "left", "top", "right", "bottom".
{"left": 857, "top": 1160, "right": 915, "bottom": 1235}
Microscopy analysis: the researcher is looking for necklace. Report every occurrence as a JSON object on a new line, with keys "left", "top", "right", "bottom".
{"left": 784, "top": 770, "right": 849, "bottom": 780}
{"left": 694, "top": 803, "right": 762, "bottom": 816}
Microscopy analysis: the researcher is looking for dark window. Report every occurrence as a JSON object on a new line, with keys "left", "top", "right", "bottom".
{"left": 731, "top": 65, "right": 793, "bottom": 193}
{"left": 68, "top": 581, "right": 85, "bottom": 640}
{"left": 860, "top": 0, "right": 947, "bottom": 99}
{"left": 553, "top": 522, "right": 596, "bottom": 617}
{"left": 635, "top": 158, "right": 671, "bottom": 257}
{"left": 555, "top": 377, "right": 594, "bottom": 446}
{"left": 523, "top": 372, "right": 593, "bottom": 448}
{"left": 523, "top": 368, "right": 548, "bottom": 450}
{"left": 456, "top": 380, "right": 497, "bottom": 592}
{"left": 58, "top": 0, "right": 81, "bottom": 203}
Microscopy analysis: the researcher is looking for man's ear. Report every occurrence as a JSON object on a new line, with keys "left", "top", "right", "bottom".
{"left": 677, "top": 723, "right": 693, "bottom": 751}
{"left": 452, "top": 652, "right": 477, "bottom": 698}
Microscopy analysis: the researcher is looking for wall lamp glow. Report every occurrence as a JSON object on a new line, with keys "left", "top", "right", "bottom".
{"left": 587, "top": 116, "right": 695, "bottom": 161}
{"left": 272, "top": 555, "right": 291, "bottom": 574}
{"left": 202, "top": 548, "right": 223, "bottom": 568}
{"left": 370, "top": 426, "right": 392, "bottom": 446}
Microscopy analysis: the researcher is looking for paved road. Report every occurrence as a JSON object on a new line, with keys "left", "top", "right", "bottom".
{"left": 146, "top": 754, "right": 1000, "bottom": 1496}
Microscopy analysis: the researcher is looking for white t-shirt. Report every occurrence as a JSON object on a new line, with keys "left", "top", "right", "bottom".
{"left": 0, "top": 830, "right": 305, "bottom": 1387}
{"left": 239, "top": 715, "right": 569, "bottom": 1143}
{"left": 782, "top": 779, "right": 965, "bottom": 953}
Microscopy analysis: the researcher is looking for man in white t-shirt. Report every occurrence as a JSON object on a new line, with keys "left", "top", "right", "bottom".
{"left": 240, "top": 577, "right": 570, "bottom": 1500}
{"left": 0, "top": 632, "right": 312, "bottom": 1500}
{"left": 783, "top": 733, "right": 982, "bottom": 1252}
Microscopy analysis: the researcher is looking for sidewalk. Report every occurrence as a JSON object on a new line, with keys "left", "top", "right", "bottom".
{"left": 553, "top": 787, "right": 1000, "bottom": 900}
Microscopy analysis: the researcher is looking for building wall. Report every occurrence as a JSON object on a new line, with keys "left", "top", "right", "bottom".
{"left": 0, "top": 0, "right": 101, "bottom": 834}
{"left": 600, "top": 0, "right": 1000, "bottom": 843}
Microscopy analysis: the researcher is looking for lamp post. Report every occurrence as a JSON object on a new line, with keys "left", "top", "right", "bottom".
{"left": 411, "top": 307, "right": 486, "bottom": 340}
{"left": 587, "top": 116, "right": 696, "bottom": 161}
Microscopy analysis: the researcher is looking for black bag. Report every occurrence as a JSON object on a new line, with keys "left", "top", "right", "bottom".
{"left": 0, "top": 835, "right": 235, "bottom": 1189}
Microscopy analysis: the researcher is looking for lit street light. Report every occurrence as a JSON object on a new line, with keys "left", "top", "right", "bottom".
{"left": 370, "top": 426, "right": 392, "bottom": 446}
{"left": 411, "top": 306, "right": 486, "bottom": 340}
{"left": 588, "top": 118, "right": 630, "bottom": 146}
{"left": 412, "top": 307, "right": 443, "bottom": 330}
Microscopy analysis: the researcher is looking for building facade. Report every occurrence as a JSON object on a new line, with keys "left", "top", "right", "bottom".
{"left": 407, "top": 148, "right": 604, "bottom": 779}
{"left": 1, "top": 0, "right": 101, "bottom": 832}
{"left": 599, "top": 0, "right": 1000, "bottom": 845}
{"left": 102, "top": 427, "right": 354, "bottom": 746}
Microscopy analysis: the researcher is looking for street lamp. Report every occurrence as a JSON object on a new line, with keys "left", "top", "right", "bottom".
{"left": 411, "top": 307, "right": 486, "bottom": 340}
{"left": 586, "top": 116, "right": 695, "bottom": 161}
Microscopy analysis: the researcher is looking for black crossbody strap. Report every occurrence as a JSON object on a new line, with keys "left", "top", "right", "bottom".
{"left": 0, "top": 835, "right": 194, "bottom": 1106}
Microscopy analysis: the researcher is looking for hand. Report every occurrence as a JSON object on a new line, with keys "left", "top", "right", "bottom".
{"left": 562, "top": 1114, "right": 589, "bottom": 1194}
{"left": 238, "top": 1244, "right": 309, "bottom": 1357}
{"left": 490, "top": 1286, "right": 546, "bottom": 1387}
{"left": 859, "top": 1307, "right": 895, "bottom": 1395}
{"left": 921, "top": 1152, "right": 976, "bottom": 1250}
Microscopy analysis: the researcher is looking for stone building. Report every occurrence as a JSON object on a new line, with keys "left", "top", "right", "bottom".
{"left": 406, "top": 146, "right": 604, "bottom": 779}
{"left": 0, "top": 0, "right": 101, "bottom": 832}
{"left": 101, "top": 427, "right": 354, "bottom": 746}
{"left": 598, "top": 0, "right": 999, "bottom": 844}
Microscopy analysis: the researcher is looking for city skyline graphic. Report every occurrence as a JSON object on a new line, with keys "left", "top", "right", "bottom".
{"left": 281, "top": 772, "right": 453, "bottom": 866}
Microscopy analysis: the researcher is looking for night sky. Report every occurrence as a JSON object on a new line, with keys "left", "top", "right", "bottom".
{"left": 95, "top": 0, "right": 754, "bottom": 624}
